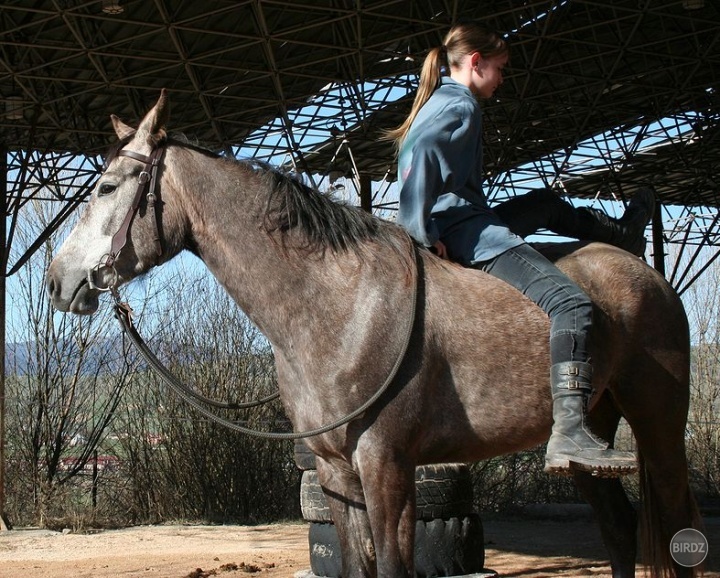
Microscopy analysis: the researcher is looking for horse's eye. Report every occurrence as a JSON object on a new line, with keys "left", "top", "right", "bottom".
{"left": 98, "top": 183, "right": 116, "bottom": 197}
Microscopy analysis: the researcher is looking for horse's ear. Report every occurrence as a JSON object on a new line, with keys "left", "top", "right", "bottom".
{"left": 111, "top": 114, "right": 136, "bottom": 141}
{"left": 150, "top": 88, "right": 170, "bottom": 135}
{"left": 137, "top": 88, "right": 169, "bottom": 146}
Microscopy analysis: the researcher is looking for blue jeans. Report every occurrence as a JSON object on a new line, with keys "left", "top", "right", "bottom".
{"left": 494, "top": 187, "right": 584, "bottom": 239}
{"left": 474, "top": 243, "right": 593, "bottom": 365}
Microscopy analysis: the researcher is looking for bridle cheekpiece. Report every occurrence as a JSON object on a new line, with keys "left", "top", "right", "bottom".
{"left": 88, "top": 141, "right": 166, "bottom": 293}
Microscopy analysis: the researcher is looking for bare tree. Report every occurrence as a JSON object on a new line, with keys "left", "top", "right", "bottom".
{"left": 113, "top": 262, "right": 299, "bottom": 524}
{"left": 5, "top": 200, "right": 134, "bottom": 526}
{"left": 681, "top": 247, "right": 720, "bottom": 500}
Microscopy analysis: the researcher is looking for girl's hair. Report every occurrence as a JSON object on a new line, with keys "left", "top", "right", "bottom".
{"left": 386, "top": 22, "right": 508, "bottom": 146}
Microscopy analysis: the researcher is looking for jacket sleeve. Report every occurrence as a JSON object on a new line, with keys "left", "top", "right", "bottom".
{"left": 397, "top": 101, "right": 481, "bottom": 247}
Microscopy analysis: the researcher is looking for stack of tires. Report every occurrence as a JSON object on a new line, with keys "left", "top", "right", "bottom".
{"left": 295, "top": 440, "right": 487, "bottom": 577}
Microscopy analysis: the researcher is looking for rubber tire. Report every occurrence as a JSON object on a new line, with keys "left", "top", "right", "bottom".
{"left": 300, "top": 470, "right": 333, "bottom": 522}
{"left": 308, "top": 515, "right": 485, "bottom": 577}
{"left": 301, "top": 465, "right": 474, "bottom": 523}
{"left": 415, "top": 464, "right": 474, "bottom": 521}
{"left": 294, "top": 439, "right": 317, "bottom": 470}
{"left": 308, "top": 521, "right": 342, "bottom": 578}
{"left": 414, "top": 515, "right": 485, "bottom": 576}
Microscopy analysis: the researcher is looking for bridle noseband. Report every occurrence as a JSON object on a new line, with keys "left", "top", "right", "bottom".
{"left": 88, "top": 142, "right": 166, "bottom": 292}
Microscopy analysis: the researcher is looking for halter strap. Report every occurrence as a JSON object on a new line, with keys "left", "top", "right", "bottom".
{"left": 106, "top": 144, "right": 166, "bottom": 268}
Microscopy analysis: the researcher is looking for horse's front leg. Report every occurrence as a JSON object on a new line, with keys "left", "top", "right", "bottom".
{"left": 357, "top": 455, "right": 416, "bottom": 578}
{"left": 316, "top": 458, "right": 376, "bottom": 578}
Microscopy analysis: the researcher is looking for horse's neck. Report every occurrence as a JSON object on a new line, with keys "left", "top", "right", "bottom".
{"left": 174, "top": 158, "right": 415, "bottom": 400}
{"left": 178, "top": 176, "right": 336, "bottom": 349}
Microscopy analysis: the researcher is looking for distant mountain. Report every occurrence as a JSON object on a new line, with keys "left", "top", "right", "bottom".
{"left": 5, "top": 336, "right": 135, "bottom": 376}
{"left": 3, "top": 335, "right": 266, "bottom": 377}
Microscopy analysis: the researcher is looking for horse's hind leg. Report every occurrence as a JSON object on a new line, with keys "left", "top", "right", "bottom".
{"left": 575, "top": 397, "right": 638, "bottom": 578}
{"left": 573, "top": 472, "right": 638, "bottom": 578}
{"left": 614, "top": 352, "right": 701, "bottom": 578}
{"left": 315, "top": 458, "right": 376, "bottom": 578}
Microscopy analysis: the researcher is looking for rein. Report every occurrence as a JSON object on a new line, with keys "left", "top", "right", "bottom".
{"left": 103, "top": 141, "right": 420, "bottom": 440}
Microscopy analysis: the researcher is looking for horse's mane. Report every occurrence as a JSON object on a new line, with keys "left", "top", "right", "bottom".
{"left": 107, "top": 134, "right": 408, "bottom": 257}
{"left": 170, "top": 137, "right": 406, "bottom": 255}
{"left": 251, "top": 160, "right": 400, "bottom": 254}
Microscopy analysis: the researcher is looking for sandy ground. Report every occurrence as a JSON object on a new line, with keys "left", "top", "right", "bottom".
{"left": 1, "top": 514, "right": 719, "bottom": 578}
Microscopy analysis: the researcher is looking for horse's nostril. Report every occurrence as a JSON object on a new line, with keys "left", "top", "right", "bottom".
{"left": 47, "top": 275, "right": 57, "bottom": 296}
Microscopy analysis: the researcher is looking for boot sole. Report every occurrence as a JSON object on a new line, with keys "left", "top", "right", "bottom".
{"left": 544, "top": 457, "right": 638, "bottom": 478}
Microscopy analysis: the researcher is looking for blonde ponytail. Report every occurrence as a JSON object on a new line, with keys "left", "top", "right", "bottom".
{"left": 384, "top": 46, "right": 446, "bottom": 144}
{"left": 386, "top": 22, "right": 509, "bottom": 147}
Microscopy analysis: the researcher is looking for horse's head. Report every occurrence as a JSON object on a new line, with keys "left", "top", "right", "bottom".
{"left": 47, "top": 90, "right": 172, "bottom": 314}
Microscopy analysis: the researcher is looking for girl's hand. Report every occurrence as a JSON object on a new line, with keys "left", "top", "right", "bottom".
{"left": 432, "top": 240, "right": 448, "bottom": 259}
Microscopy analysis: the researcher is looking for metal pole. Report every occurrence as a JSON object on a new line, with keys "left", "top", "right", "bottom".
{"left": 651, "top": 200, "right": 665, "bottom": 277}
{"left": 360, "top": 174, "right": 372, "bottom": 214}
{"left": 0, "top": 145, "right": 10, "bottom": 530}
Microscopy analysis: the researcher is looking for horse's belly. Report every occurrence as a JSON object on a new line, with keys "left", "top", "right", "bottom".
{"left": 418, "top": 265, "right": 555, "bottom": 463}
{"left": 414, "top": 376, "right": 554, "bottom": 464}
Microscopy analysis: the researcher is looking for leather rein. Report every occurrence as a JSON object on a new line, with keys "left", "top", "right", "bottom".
{"left": 98, "top": 139, "right": 419, "bottom": 440}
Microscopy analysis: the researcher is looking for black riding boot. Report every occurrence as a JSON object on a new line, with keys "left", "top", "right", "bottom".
{"left": 544, "top": 361, "right": 637, "bottom": 477}
{"left": 576, "top": 187, "right": 656, "bottom": 256}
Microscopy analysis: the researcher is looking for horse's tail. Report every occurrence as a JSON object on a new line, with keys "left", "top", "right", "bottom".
{"left": 639, "top": 451, "right": 705, "bottom": 578}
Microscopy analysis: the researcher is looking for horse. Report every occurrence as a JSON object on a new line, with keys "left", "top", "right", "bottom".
{"left": 47, "top": 90, "right": 701, "bottom": 578}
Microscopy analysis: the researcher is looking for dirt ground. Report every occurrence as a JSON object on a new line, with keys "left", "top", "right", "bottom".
{"left": 1, "top": 513, "right": 719, "bottom": 578}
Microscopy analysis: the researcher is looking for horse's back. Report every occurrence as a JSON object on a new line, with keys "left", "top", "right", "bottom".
{"left": 415, "top": 241, "right": 689, "bottom": 463}
{"left": 424, "top": 239, "right": 688, "bottom": 375}
{"left": 551, "top": 242, "right": 690, "bottom": 374}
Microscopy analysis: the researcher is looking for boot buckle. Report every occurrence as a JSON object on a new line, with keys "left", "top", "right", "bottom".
{"left": 567, "top": 380, "right": 581, "bottom": 390}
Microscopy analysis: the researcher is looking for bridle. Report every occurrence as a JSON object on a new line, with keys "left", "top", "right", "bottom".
{"left": 88, "top": 141, "right": 166, "bottom": 292}
{"left": 108, "top": 146, "right": 166, "bottom": 265}
{"left": 93, "top": 139, "right": 421, "bottom": 441}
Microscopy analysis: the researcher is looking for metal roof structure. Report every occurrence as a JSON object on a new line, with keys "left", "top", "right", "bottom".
{"left": 1, "top": 0, "right": 719, "bottom": 289}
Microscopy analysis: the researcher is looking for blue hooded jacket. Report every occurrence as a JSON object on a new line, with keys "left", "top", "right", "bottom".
{"left": 397, "top": 77, "right": 524, "bottom": 264}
